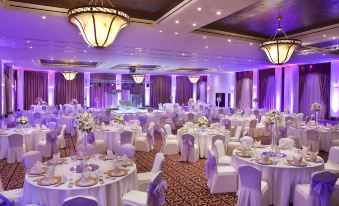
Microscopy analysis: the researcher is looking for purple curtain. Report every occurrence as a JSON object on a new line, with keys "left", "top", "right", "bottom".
{"left": 176, "top": 76, "right": 193, "bottom": 105}
{"left": 236, "top": 71, "right": 253, "bottom": 109}
{"left": 55, "top": 72, "right": 84, "bottom": 106}
{"left": 90, "top": 73, "right": 115, "bottom": 108}
{"left": 197, "top": 76, "right": 207, "bottom": 103}
{"left": 150, "top": 75, "right": 171, "bottom": 108}
{"left": 24, "top": 71, "right": 48, "bottom": 110}
{"left": 299, "top": 63, "right": 331, "bottom": 119}
{"left": 259, "top": 68, "right": 275, "bottom": 110}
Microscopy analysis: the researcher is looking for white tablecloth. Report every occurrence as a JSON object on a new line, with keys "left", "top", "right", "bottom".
{"left": 288, "top": 126, "right": 339, "bottom": 152}
{"left": 231, "top": 147, "right": 324, "bottom": 206}
{"left": 177, "top": 127, "right": 230, "bottom": 158}
{"left": 94, "top": 125, "right": 142, "bottom": 153}
{"left": 23, "top": 157, "right": 138, "bottom": 206}
{"left": 0, "top": 128, "right": 49, "bottom": 159}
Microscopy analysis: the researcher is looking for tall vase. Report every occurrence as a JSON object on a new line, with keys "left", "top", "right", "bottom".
{"left": 271, "top": 125, "right": 278, "bottom": 153}
{"left": 314, "top": 111, "right": 319, "bottom": 125}
{"left": 82, "top": 131, "right": 88, "bottom": 171}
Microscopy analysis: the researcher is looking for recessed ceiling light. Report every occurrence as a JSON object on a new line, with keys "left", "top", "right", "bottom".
{"left": 31, "top": 60, "right": 34, "bottom": 62}
{"left": 174, "top": 32, "right": 178, "bottom": 35}
{"left": 323, "top": 53, "right": 326, "bottom": 56}
{"left": 204, "top": 59, "right": 208, "bottom": 62}
{"left": 216, "top": 11, "right": 221, "bottom": 15}
{"left": 192, "top": 23, "right": 197, "bottom": 27}
{"left": 29, "top": 46, "right": 33, "bottom": 49}
{"left": 205, "top": 45, "right": 208, "bottom": 49}
{"left": 323, "top": 34, "right": 327, "bottom": 37}
{"left": 218, "top": 56, "right": 221, "bottom": 59}
{"left": 250, "top": 42, "right": 253, "bottom": 46}
{"left": 159, "top": 30, "right": 163, "bottom": 33}
{"left": 175, "top": 20, "right": 180, "bottom": 24}
{"left": 84, "top": 50, "right": 87, "bottom": 53}
{"left": 26, "top": 40, "right": 30, "bottom": 43}
{"left": 87, "top": 45, "right": 91, "bottom": 48}
{"left": 197, "top": 7, "right": 202, "bottom": 11}
{"left": 130, "top": 53, "right": 134, "bottom": 56}
{"left": 203, "top": 36, "right": 206, "bottom": 39}
{"left": 182, "top": 53, "right": 185, "bottom": 56}
{"left": 41, "top": 16, "right": 47, "bottom": 20}
{"left": 50, "top": 58, "right": 54, "bottom": 60}
{"left": 228, "top": 39, "right": 231, "bottom": 42}
{"left": 332, "top": 36, "right": 336, "bottom": 39}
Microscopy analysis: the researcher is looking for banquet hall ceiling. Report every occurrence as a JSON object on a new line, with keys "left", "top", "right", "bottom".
{"left": 0, "top": 0, "right": 338, "bottom": 73}
{"left": 7, "top": 0, "right": 184, "bottom": 20}
{"left": 204, "top": 0, "right": 339, "bottom": 38}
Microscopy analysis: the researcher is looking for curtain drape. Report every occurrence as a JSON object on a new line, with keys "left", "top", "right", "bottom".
{"left": 150, "top": 75, "right": 171, "bottom": 108}
{"left": 176, "top": 76, "right": 193, "bottom": 105}
{"left": 24, "top": 71, "right": 48, "bottom": 110}
{"left": 236, "top": 71, "right": 253, "bottom": 109}
{"left": 197, "top": 76, "right": 207, "bottom": 103}
{"left": 90, "top": 73, "right": 115, "bottom": 108}
{"left": 299, "top": 63, "right": 331, "bottom": 119}
{"left": 259, "top": 68, "right": 275, "bottom": 110}
{"left": 55, "top": 72, "right": 84, "bottom": 106}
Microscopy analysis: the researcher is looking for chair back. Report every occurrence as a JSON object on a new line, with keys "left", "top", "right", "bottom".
{"left": 181, "top": 134, "right": 195, "bottom": 162}
{"left": 151, "top": 153, "right": 165, "bottom": 174}
{"left": 120, "top": 131, "right": 133, "bottom": 145}
{"left": 164, "top": 124, "right": 172, "bottom": 135}
{"left": 147, "top": 171, "right": 167, "bottom": 206}
{"left": 42, "top": 105, "right": 47, "bottom": 111}
{"left": 234, "top": 126, "right": 242, "bottom": 141}
{"left": 310, "top": 171, "right": 338, "bottom": 206}
{"left": 249, "top": 119, "right": 257, "bottom": 128}
{"left": 138, "top": 115, "right": 147, "bottom": 127}
{"left": 222, "top": 118, "right": 231, "bottom": 131}
{"left": 187, "top": 113, "right": 195, "bottom": 122}
{"left": 211, "top": 135, "right": 226, "bottom": 150}
{"left": 33, "top": 112, "right": 42, "bottom": 120}
{"left": 214, "top": 140, "right": 226, "bottom": 159}
{"left": 30, "top": 105, "right": 35, "bottom": 111}
{"left": 279, "top": 138, "right": 295, "bottom": 149}
{"left": 63, "top": 196, "right": 98, "bottom": 206}
{"left": 305, "top": 129, "right": 320, "bottom": 152}
{"left": 8, "top": 134, "right": 23, "bottom": 148}
{"left": 238, "top": 165, "right": 262, "bottom": 193}
{"left": 240, "top": 136, "right": 254, "bottom": 145}
{"left": 47, "top": 122, "right": 57, "bottom": 130}
{"left": 205, "top": 149, "right": 217, "bottom": 187}
{"left": 22, "top": 151, "right": 42, "bottom": 169}
{"left": 328, "top": 146, "right": 339, "bottom": 164}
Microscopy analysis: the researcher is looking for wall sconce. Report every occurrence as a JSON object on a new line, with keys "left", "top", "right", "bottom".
{"left": 333, "top": 79, "right": 339, "bottom": 88}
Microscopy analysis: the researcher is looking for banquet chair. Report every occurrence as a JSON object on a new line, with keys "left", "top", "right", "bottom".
{"left": 47, "top": 122, "right": 57, "bottom": 130}
{"left": 205, "top": 148, "right": 237, "bottom": 193}
{"left": 304, "top": 129, "right": 320, "bottom": 152}
{"left": 138, "top": 115, "right": 148, "bottom": 132}
{"left": 0, "top": 179, "right": 23, "bottom": 206}
{"left": 163, "top": 124, "right": 177, "bottom": 140}
{"left": 173, "top": 112, "right": 184, "bottom": 128}
{"left": 87, "top": 132, "right": 107, "bottom": 154}
{"left": 187, "top": 113, "right": 195, "bottom": 123}
{"left": 227, "top": 126, "right": 242, "bottom": 155}
{"left": 253, "top": 109, "right": 260, "bottom": 120}
{"left": 211, "top": 135, "right": 227, "bottom": 154}
{"left": 293, "top": 171, "right": 338, "bottom": 206}
{"left": 159, "top": 115, "right": 168, "bottom": 130}
{"left": 237, "top": 165, "right": 270, "bottom": 206}
{"left": 210, "top": 123, "right": 222, "bottom": 129}
{"left": 160, "top": 128, "right": 179, "bottom": 155}
{"left": 230, "top": 126, "right": 242, "bottom": 142}
{"left": 138, "top": 153, "right": 165, "bottom": 191}
{"left": 122, "top": 171, "right": 167, "bottom": 206}
{"left": 135, "top": 123, "right": 155, "bottom": 152}
{"left": 22, "top": 151, "right": 42, "bottom": 169}
{"left": 118, "top": 131, "right": 136, "bottom": 159}
{"left": 221, "top": 118, "right": 232, "bottom": 132}
{"left": 305, "top": 116, "right": 311, "bottom": 124}
{"left": 240, "top": 136, "right": 254, "bottom": 145}
{"left": 214, "top": 140, "right": 231, "bottom": 166}
{"left": 30, "top": 105, "right": 34, "bottom": 111}
{"left": 278, "top": 138, "right": 295, "bottom": 149}
{"left": 37, "top": 130, "right": 59, "bottom": 158}
{"left": 7, "top": 134, "right": 25, "bottom": 163}
{"left": 246, "top": 119, "right": 257, "bottom": 137}
{"left": 324, "top": 146, "right": 339, "bottom": 174}
{"left": 57, "top": 124, "right": 67, "bottom": 149}
{"left": 32, "top": 112, "right": 42, "bottom": 126}
{"left": 63, "top": 196, "right": 98, "bottom": 206}
{"left": 180, "top": 134, "right": 199, "bottom": 163}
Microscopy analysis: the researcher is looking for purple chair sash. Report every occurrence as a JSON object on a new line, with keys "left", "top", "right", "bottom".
{"left": 0, "top": 194, "right": 11, "bottom": 206}
{"left": 46, "top": 132, "right": 58, "bottom": 151}
{"left": 87, "top": 132, "right": 95, "bottom": 144}
{"left": 205, "top": 151, "right": 217, "bottom": 187}
{"left": 147, "top": 180, "right": 167, "bottom": 206}
{"left": 123, "top": 114, "right": 128, "bottom": 122}
{"left": 42, "top": 105, "right": 47, "bottom": 111}
{"left": 30, "top": 105, "right": 34, "bottom": 111}
{"left": 311, "top": 178, "right": 336, "bottom": 206}
{"left": 182, "top": 138, "right": 193, "bottom": 162}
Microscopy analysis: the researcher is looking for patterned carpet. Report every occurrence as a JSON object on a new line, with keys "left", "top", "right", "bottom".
{"left": 0, "top": 131, "right": 329, "bottom": 206}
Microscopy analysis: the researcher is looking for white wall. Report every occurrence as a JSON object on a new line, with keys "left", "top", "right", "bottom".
{"left": 207, "top": 73, "right": 235, "bottom": 107}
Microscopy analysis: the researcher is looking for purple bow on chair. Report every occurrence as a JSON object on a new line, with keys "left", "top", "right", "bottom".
{"left": 87, "top": 132, "right": 95, "bottom": 144}
{"left": 205, "top": 152, "right": 217, "bottom": 187}
{"left": 124, "top": 114, "right": 128, "bottom": 122}
{"left": 147, "top": 180, "right": 167, "bottom": 206}
{"left": 182, "top": 138, "right": 193, "bottom": 162}
{"left": 46, "top": 133, "right": 58, "bottom": 154}
{"left": 311, "top": 179, "right": 336, "bottom": 206}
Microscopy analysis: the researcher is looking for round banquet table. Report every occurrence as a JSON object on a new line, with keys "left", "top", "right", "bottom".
{"left": 93, "top": 124, "right": 142, "bottom": 153}
{"left": 0, "top": 128, "right": 49, "bottom": 159}
{"left": 22, "top": 157, "right": 138, "bottom": 206}
{"left": 288, "top": 125, "right": 339, "bottom": 152}
{"left": 177, "top": 126, "right": 230, "bottom": 158}
{"left": 231, "top": 147, "right": 324, "bottom": 206}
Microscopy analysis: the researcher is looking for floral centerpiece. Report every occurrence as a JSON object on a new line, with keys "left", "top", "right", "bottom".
{"left": 147, "top": 107, "right": 154, "bottom": 113}
{"left": 311, "top": 103, "right": 321, "bottom": 124}
{"left": 198, "top": 116, "right": 208, "bottom": 130}
{"left": 41, "top": 101, "right": 47, "bottom": 105}
{"left": 75, "top": 112, "right": 95, "bottom": 133}
{"left": 71, "top": 99, "right": 78, "bottom": 105}
{"left": 188, "top": 98, "right": 194, "bottom": 105}
{"left": 284, "top": 108, "right": 290, "bottom": 114}
{"left": 16, "top": 116, "right": 28, "bottom": 126}
{"left": 235, "top": 108, "right": 243, "bottom": 116}
{"left": 36, "top": 97, "right": 43, "bottom": 105}
{"left": 114, "top": 115, "right": 124, "bottom": 125}
{"left": 262, "top": 110, "right": 283, "bottom": 152}
{"left": 216, "top": 97, "right": 222, "bottom": 107}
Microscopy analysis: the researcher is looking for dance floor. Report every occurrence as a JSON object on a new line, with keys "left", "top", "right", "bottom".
{"left": 0, "top": 130, "right": 329, "bottom": 206}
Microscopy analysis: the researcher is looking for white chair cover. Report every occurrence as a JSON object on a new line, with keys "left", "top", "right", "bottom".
{"left": 279, "top": 138, "right": 295, "bottom": 149}
{"left": 22, "top": 151, "right": 42, "bottom": 169}
{"left": 240, "top": 136, "right": 254, "bottom": 145}
{"left": 305, "top": 129, "right": 320, "bottom": 152}
{"left": 181, "top": 134, "right": 196, "bottom": 163}
{"left": 7, "top": 134, "right": 24, "bottom": 163}
{"left": 329, "top": 146, "right": 339, "bottom": 164}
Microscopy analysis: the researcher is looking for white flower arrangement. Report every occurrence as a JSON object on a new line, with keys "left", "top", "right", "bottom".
{"left": 71, "top": 99, "right": 78, "bottom": 105}
{"left": 235, "top": 108, "right": 243, "bottom": 116}
{"left": 263, "top": 110, "right": 284, "bottom": 126}
{"left": 216, "top": 97, "right": 221, "bottom": 102}
{"left": 284, "top": 108, "right": 290, "bottom": 114}
{"left": 311, "top": 103, "right": 321, "bottom": 112}
{"left": 198, "top": 116, "right": 208, "bottom": 127}
{"left": 114, "top": 115, "right": 124, "bottom": 124}
{"left": 188, "top": 98, "right": 194, "bottom": 104}
{"left": 147, "top": 107, "right": 154, "bottom": 113}
{"left": 16, "top": 116, "right": 28, "bottom": 125}
{"left": 75, "top": 112, "right": 95, "bottom": 133}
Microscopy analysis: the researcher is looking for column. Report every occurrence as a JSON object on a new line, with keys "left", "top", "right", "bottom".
{"left": 171, "top": 75, "right": 176, "bottom": 104}
{"left": 1, "top": 61, "right": 5, "bottom": 115}
{"left": 144, "top": 74, "right": 151, "bottom": 106}
{"left": 275, "top": 67, "right": 283, "bottom": 111}
{"left": 252, "top": 69, "right": 258, "bottom": 108}
{"left": 331, "top": 61, "right": 339, "bottom": 118}
{"left": 48, "top": 71, "right": 55, "bottom": 106}
{"left": 84, "top": 72, "right": 90, "bottom": 107}
{"left": 17, "top": 68, "right": 24, "bottom": 111}
{"left": 116, "top": 74, "right": 122, "bottom": 105}
{"left": 284, "top": 65, "right": 299, "bottom": 113}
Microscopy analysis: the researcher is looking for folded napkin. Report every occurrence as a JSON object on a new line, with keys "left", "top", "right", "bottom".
{"left": 280, "top": 142, "right": 286, "bottom": 149}
{"left": 254, "top": 140, "right": 261, "bottom": 146}
{"left": 293, "top": 153, "right": 303, "bottom": 164}
{"left": 106, "top": 149, "right": 114, "bottom": 159}
{"left": 302, "top": 146, "right": 309, "bottom": 154}
{"left": 41, "top": 125, "right": 47, "bottom": 129}
{"left": 112, "top": 159, "right": 121, "bottom": 172}
{"left": 44, "top": 166, "right": 55, "bottom": 182}
{"left": 52, "top": 153, "right": 60, "bottom": 165}
{"left": 122, "top": 154, "right": 129, "bottom": 165}
{"left": 31, "top": 161, "right": 43, "bottom": 172}
{"left": 35, "top": 125, "right": 40, "bottom": 129}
